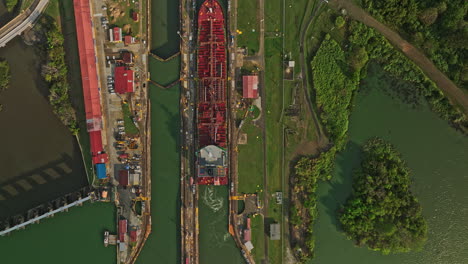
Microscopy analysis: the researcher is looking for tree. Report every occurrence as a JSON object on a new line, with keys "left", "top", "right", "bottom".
{"left": 340, "top": 138, "right": 428, "bottom": 254}
{"left": 335, "top": 16, "right": 345, "bottom": 28}
{"left": 4, "top": 0, "right": 18, "bottom": 12}
{"left": 419, "top": 8, "right": 438, "bottom": 26}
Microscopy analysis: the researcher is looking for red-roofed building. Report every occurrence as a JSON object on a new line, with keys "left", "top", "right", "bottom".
{"left": 243, "top": 75, "right": 258, "bottom": 98}
{"left": 119, "top": 170, "right": 129, "bottom": 186}
{"left": 119, "top": 219, "right": 127, "bottom": 242}
{"left": 130, "top": 229, "right": 138, "bottom": 242}
{"left": 90, "top": 131, "right": 109, "bottom": 164}
{"left": 244, "top": 217, "right": 252, "bottom": 241}
{"left": 124, "top": 35, "right": 135, "bottom": 46}
{"left": 122, "top": 51, "right": 133, "bottom": 64}
{"left": 132, "top": 12, "right": 139, "bottom": 22}
{"left": 114, "top": 66, "right": 134, "bottom": 94}
{"left": 109, "top": 27, "right": 122, "bottom": 42}
{"left": 74, "top": 0, "right": 107, "bottom": 166}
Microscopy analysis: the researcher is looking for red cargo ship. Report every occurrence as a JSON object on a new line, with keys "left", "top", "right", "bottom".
{"left": 196, "top": 0, "right": 228, "bottom": 185}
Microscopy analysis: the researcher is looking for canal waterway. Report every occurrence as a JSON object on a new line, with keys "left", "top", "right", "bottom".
{"left": 136, "top": 84, "right": 181, "bottom": 263}
{"left": 311, "top": 63, "right": 468, "bottom": 264}
{"left": 199, "top": 185, "right": 244, "bottom": 263}
{"left": 136, "top": 0, "right": 181, "bottom": 262}
{"left": 0, "top": 36, "right": 87, "bottom": 220}
{"left": 0, "top": 202, "right": 116, "bottom": 263}
{"left": 138, "top": 0, "right": 243, "bottom": 262}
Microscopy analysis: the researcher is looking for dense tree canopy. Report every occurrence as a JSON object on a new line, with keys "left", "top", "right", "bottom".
{"left": 361, "top": 0, "right": 468, "bottom": 90}
{"left": 40, "top": 20, "right": 78, "bottom": 134}
{"left": 340, "top": 138, "right": 427, "bottom": 254}
{"left": 4, "top": 0, "right": 18, "bottom": 12}
{"left": 311, "top": 35, "right": 360, "bottom": 148}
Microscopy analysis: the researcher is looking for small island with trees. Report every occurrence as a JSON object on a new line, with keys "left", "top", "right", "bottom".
{"left": 340, "top": 138, "right": 427, "bottom": 254}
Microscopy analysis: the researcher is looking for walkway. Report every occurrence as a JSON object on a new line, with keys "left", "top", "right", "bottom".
{"left": 0, "top": 195, "right": 92, "bottom": 236}
{"left": 329, "top": 0, "right": 468, "bottom": 117}
{"left": 0, "top": 0, "right": 49, "bottom": 48}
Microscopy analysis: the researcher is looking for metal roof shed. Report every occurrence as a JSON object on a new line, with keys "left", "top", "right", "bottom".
{"left": 119, "top": 170, "right": 130, "bottom": 186}
{"left": 242, "top": 75, "right": 259, "bottom": 99}
{"left": 270, "top": 223, "right": 280, "bottom": 240}
{"left": 95, "top": 163, "right": 107, "bottom": 179}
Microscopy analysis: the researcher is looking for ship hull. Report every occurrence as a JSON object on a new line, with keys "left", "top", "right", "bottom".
{"left": 196, "top": 0, "right": 228, "bottom": 185}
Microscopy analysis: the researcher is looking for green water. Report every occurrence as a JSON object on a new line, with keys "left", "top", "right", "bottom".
{"left": 199, "top": 186, "right": 244, "bottom": 263}
{"left": 0, "top": 202, "right": 116, "bottom": 263}
{"left": 149, "top": 56, "right": 181, "bottom": 85}
{"left": 150, "top": 0, "right": 180, "bottom": 57}
{"left": 311, "top": 64, "right": 468, "bottom": 264}
{"left": 137, "top": 0, "right": 182, "bottom": 262}
{"left": 137, "top": 85, "right": 181, "bottom": 263}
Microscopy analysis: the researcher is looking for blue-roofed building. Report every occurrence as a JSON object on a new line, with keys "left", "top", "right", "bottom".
{"left": 96, "top": 163, "right": 107, "bottom": 179}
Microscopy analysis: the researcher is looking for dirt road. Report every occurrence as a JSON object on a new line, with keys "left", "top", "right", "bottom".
{"left": 329, "top": 0, "right": 468, "bottom": 117}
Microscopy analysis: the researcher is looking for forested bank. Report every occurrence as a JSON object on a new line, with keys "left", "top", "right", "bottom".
{"left": 359, "top": 0, "right": 468, "bottom": 91}
{"left": 0, "top": 59, "right": 10, "bottom": 111}
{"left": 38, "top": 17, "right": 78, "bottom": 134}
{"left": 340, "top": 138, "right": 427, "bottom": 254}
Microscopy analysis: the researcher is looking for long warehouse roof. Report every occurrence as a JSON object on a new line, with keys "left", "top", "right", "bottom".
{"left": 74, "top": 0, "right": 102, "bottom": 132}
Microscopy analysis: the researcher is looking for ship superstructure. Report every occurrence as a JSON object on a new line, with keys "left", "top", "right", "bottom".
{"left": 196, "top": 0, "right": 228, "bottom": 185}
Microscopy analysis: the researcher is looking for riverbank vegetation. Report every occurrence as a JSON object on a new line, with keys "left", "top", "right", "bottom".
{"left": 0, "top": 60, "right": 10, "bottom": 92}
{"left": 290, "top": 35, "right": 364, "bottom": 261}
{"left": 39, "top": 19, "right": 78, "bottom": 134}
{"left": 0, "top": 59, "right": 10, "bottom": 112}
{"left": 340, "top": 138, "right": 427, "bottom": 254}
{"left": 346, "top": 21, "right": 467, "bottom": 132}
{"left": 359, "top": 0, "right": 468, "bottom": 90}
{"left": 4, "top": 0, "right": 18, "bottom": 12}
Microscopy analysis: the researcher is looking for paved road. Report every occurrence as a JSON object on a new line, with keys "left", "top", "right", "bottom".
{"left": 329, "top": 0, "right": 468, "bottom": 118}
{"left": 0, "top": 0, "right": 49, "bottom": 47}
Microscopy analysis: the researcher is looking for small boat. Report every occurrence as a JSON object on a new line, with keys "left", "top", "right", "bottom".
{"left": 104, "top": 230, "right": 109, "bottom": 247}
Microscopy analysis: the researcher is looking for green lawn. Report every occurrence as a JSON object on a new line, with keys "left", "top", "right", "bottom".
{"left": 264, "top": 36, "right": 284, "bottom": 264}
{"left": 237, "top": 0, "right": 259, "bottom": 54}
{"left": 250, "top": 214, "right": 265, "bottom": 262}
{"left": 107, "top": 1, "right": 140, "bottom": 37}
{"left": 122, "top": 103, "right": 140, "bottom": 135}
{"left": 44, "top": 0, "right": 60, "bottom": 20}
{"left": 265, "top": 0, "right": 282, "bottom": 32}
{"left": 238, "top": 118, "right": 264, "bottom": 194}
{"left": 262, "top": 0, "right": 322, "bottom": 263}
